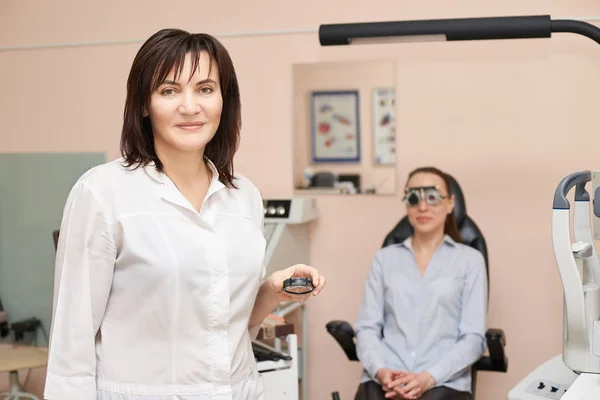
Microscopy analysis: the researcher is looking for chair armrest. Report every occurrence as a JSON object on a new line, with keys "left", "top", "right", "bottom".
{"left": 474, "top": 328, "right": 508, "bottom": 372}
{"left": 325, "top": 320, "right": 359, "bottom": 361}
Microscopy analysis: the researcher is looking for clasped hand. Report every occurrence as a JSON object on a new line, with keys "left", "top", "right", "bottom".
{"left": 377, "top": 368, "right": 435, "bottom": 399}
{"left": 267, "top": 264, "right": 326, "bottom": 303}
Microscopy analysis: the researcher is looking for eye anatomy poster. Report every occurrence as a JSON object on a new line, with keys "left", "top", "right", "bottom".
{"left": 372, "top": 87, "right": 396, "bottom": 165}
{"left": 310, "top": 90, "right": 360, "bottom": 163}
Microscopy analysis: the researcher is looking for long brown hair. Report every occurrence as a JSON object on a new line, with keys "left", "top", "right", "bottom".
{"left": 120, "top": 28, "right": 241, "bottom": 188}
{"left": 406, "top": 166, "right": 462, "bottom": 243}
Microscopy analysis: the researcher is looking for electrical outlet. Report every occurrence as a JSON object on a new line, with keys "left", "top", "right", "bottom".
{"left": 525, "top": 380, "right": 570, "bottom": 398}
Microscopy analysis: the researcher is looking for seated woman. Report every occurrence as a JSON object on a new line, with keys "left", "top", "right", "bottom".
{"left": 354, "top": 166, "right": 488, "bottom": 400}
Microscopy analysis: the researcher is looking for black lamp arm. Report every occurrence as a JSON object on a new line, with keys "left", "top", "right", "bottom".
{"left": 319, "top": 15, "right": 600, "bottom": 47}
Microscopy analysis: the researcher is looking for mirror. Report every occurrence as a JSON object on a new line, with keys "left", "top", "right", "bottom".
{"left": 0, "top": 152, "right": 106, "bottom": 347}
{"left": 292, "top": 60, "right": 397, "bottom": 195}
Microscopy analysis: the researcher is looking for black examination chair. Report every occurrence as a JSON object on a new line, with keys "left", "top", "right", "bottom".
{"left": 327, "top": 174, "right": 508, "bottom": 400}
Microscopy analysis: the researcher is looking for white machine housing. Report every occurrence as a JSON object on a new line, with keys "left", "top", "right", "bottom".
{"left": 507, "top": 355, "right": 577, "bottom": 399}
{"left": 257, "top": 197, "right": 318, "bottom": 400}
{"left": 256, "top": 334, "right": 300, "bottom": 400}
{"left": 552, "top": 171, "right": 600, "bottom": 374}
{"left": 262, "top": 198, "right": 318, "bottom": 278}
{"left": 508, "top": 170, "right": 600, "bottom": 399}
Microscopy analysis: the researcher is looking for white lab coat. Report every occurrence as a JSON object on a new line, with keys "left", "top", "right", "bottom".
{"left": 44, "top": 158, "right": 267, "bottom": 400}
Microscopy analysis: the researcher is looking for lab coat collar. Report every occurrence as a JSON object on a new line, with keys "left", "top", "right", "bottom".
{"left": 205, "top": 159, "right": 226, "bottom": 196}
{"left": 143, "top": 157, "right": 225, "bottom": 215}
{"left": 143, "top": 161, "right": 165, "bottom": 184}
{"left": 142, "top": 158, "right": 222, "bottom": 187}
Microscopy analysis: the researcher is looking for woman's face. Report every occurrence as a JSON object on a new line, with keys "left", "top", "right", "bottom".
{"left": 404, "top": 172, "right": 455, "bottom": 237}
{"left": 147, "top": 51, "right": 223, "bottom": 157}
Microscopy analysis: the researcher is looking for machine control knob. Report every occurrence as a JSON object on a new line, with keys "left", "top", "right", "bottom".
{"left": 276, "top": 206, "right": 286, "bottom": 215}
{"left": 267, "top": 206, "right": 276, "bottom": 215}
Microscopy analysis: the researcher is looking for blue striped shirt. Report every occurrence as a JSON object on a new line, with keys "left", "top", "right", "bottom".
{"left": 355, "top": 235, "right": 488, "bottom": 393}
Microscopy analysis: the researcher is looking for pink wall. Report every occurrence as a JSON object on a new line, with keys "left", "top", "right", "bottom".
{"left": 293, "top": 60, "right": 396, "bottom": 194}
{"left": 3, "top": 1, "right": 600, "bottom": 399}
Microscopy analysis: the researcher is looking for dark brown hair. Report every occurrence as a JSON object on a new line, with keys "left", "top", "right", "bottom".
{"left": 120, "top": 28, "right": 241, "bottom": 188}
{"left": 406, "top": 166, "right": 462, "bottom": 243}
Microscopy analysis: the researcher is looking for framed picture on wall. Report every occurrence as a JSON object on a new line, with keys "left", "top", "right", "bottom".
{"left": 372, "top": 87, "right": 396, "bottom": 165}
{"left": 310, "top": 90, "right": 360, "bottom": 163}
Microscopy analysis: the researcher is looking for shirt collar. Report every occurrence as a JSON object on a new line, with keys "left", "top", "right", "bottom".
{"left": 143, "top": 157, "right": 221, "bottom": 188}
{"left": 142, "top": 158, "right": 225, "bottom": 216}
{"left": 143, "top": 161, "right": 164, "bottom": 183}
{"left": 400, "top": 234, "right": 456, "bottom": 250}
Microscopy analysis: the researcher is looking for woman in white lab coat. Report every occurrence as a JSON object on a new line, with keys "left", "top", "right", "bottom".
{"left": 43, "top": 28, "right": 326, "bottom": 400}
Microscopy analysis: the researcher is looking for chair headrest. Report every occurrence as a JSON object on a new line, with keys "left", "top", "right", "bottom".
{"left": 447, "top": 174, "right": 466, "bottom": 225}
